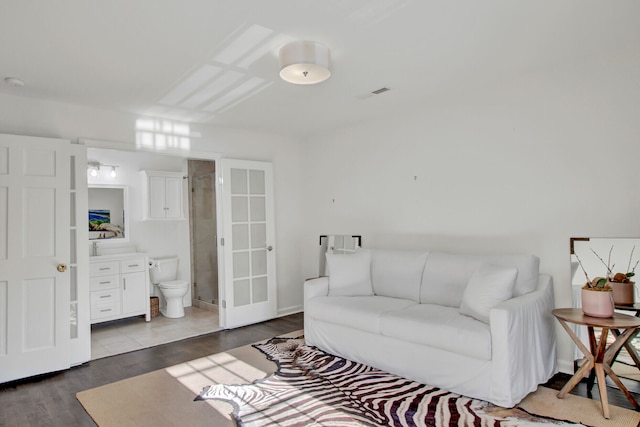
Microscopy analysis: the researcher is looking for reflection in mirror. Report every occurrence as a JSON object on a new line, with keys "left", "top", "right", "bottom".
{"left": 570, "top": 237, "right": 640, "bottom": 287}
{"left": 570, "top": 237, "right": 640, "bottom": 381}
{"left": 318, "top": 235, "right": 362, "bottom": 276}
{"left": 88, "top": 185, "right": 128, "bottom": 241}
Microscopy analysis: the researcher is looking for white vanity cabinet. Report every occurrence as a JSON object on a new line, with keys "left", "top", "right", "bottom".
{"left": 140, "top": 170, "right": 184, "bottom": 220}
{"left": 90, "top": 254, "right": 151, "bottom": 324}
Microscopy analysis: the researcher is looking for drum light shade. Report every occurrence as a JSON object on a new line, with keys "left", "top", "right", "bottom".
{"left": 279, "top": 41, "right": 331, "bottom": 85}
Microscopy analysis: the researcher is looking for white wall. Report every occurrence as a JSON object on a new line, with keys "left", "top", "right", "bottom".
{"left": 300, "top": 44, "right": 640, "bottom": 372}
{"left": 0, "top": 93, "right": 305, "bottom": 316}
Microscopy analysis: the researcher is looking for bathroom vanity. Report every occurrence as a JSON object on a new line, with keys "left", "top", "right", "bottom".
{"left": 89, "top": 253, "right": 151, "bottom": 324}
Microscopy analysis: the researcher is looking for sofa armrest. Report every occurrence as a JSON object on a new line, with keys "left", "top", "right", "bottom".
{"left": 488, "top": 274, "right": 557, "bottom": 406}
{"left": 304, "top": 277, "right": 329, "bottom": 301}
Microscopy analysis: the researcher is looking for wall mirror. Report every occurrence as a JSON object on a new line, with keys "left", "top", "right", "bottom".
{"left": 569, "top": 237, "right": 640, "bottom": 380}
{"left": 318, "top": 235, "right": 362, "bottom": 276}
{"left": 88, "top": 185, "right": 129, "bottom": 242}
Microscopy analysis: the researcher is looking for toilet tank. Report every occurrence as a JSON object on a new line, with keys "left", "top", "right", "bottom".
{"left": 149, "top": 257, "right": 179, "bottom": 284}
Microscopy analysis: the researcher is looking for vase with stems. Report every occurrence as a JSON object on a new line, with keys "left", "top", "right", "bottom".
{"left": 575, "top": 245, "right": 639, "bottom": 316}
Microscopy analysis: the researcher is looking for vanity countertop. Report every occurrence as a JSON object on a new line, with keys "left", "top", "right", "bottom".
{"left": 89, "top": 252, "right": 148, "bottom": 262}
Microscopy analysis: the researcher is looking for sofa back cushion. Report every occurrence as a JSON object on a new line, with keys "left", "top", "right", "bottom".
{"left": 371, "top": 250, "right": 429, "bottom": 302}
{"left": 420, "top": 252, "right": 540, "bottom": 307}
{"left": 326, "top": 249, "right": 374, "bottom": 296}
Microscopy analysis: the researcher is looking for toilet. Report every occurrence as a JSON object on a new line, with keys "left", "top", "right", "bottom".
{"left": 149, "top": 257, "right": 189, "bottom": 318}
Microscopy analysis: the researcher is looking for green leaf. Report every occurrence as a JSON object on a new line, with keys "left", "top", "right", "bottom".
{"left": 595, "top": 278, "right": 608, "bottom": 287}
{"left": 627, "top": 272, "right": 635, "bottom": 278}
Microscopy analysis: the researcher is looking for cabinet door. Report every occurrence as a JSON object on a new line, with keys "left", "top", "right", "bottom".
{"left": 121, "top": 272, "right": 147, "bottom": 315}
{"left": 148, "top": 176, "right": 167, "bottom": 218}
{"left": 164, "top": 177, "right": 183, "bottom": 219}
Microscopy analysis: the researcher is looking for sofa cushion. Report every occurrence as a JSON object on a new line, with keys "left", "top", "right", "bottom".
{"left": 371, "top": 250, "right": 429, "bottom": 302}
{"left": 420, "top": 252, "right": 540, "bottom": 307}
{"left": 380, "top": 304, "right": 492, "bottom": 360}
{"left": 306, "top": 295, "right": 417, "bottom": 334}
{"left": 326, "top": 249, "right": 373, "bottom": 296}
{"left": 459, "top": 264, "right": 517, "bottom": 323}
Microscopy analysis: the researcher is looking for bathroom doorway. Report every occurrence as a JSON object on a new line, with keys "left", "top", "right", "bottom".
{"left": 187, "top": 159, "right": 219, "bottom": 310}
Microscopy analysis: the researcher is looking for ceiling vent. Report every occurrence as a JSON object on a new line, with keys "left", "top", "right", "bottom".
{"left": 371, "top": 87, "right": 390, "bottom": 95}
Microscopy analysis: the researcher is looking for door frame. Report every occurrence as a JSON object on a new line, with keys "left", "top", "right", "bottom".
{"left": 82, "top": 138, "right": 228, "bottom": 326}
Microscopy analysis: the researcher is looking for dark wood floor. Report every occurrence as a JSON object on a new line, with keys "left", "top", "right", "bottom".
{"left": 0, "top": 312, "right": 304, "bottom": 427}
{"left": 1, "top": 311, "right": 638, "bottom": 426}
{"left": 544, "top": 366, "right": 640, "bottom": 411}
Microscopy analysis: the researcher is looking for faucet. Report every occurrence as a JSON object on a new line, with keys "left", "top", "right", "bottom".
{"left": 92, "top": 241, "right": 99, "bottom": 257}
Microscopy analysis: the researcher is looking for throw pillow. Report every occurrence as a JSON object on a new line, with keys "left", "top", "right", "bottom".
{"left": 459, "top": 263, "right": 518, "bottom": 323}
{"left": 326, "top": 250, "right": 373, "bottom": 296}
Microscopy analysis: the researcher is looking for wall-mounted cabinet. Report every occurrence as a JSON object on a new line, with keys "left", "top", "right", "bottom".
{"left": 140, "top": 170, "right": 185, "bottom": 220}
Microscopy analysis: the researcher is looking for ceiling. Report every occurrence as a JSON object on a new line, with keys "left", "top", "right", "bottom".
{"left": 0, "top": 0, "right": 638, "bottom": 139}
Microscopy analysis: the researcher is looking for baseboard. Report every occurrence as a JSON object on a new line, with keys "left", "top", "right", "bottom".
{"left": 557, "top": 358, "right": 574, "bottom": 375}
{"left": 278, "top": 305, "right": 303, "bottom": 317}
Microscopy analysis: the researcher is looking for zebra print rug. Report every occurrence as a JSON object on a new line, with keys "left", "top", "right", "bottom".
{"left": 197, "top": 336, "right": 578, "bottom": 427}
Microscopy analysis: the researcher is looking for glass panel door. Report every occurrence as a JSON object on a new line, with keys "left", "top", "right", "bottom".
{"left": 220, "top": 160, "right": 276, "bottom": 328}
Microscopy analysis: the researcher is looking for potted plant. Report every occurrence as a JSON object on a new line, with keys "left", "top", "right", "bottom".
{"left": 605, "top": 246, "right": 638, "bottom": 305}
{"left": 574, "top": 251, "right": 614, "bottom": 317}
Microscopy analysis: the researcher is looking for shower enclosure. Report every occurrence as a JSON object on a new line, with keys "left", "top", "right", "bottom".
{"left": 187, "top": 159, "right": 218, "bottom": 308}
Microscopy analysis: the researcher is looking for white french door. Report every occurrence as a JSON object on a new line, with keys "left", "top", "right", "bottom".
{"left": 219, "top": 159, "right": 277, "bottom": 328}
{"left": 0, "top": 134, "right": 72, "bottom": 383}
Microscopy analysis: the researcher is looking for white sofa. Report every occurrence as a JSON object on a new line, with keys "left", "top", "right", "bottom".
{"left": 304, "top": 249, "right": 557, "bottom": 408}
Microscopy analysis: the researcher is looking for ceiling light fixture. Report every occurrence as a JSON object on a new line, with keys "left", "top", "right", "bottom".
{"left": 279, "top": 41, "right": 331, "bottom": 85}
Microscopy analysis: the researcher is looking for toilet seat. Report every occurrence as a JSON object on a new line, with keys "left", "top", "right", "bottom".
{"left": 158, "top": 280, "right": 188, "bottom": 289}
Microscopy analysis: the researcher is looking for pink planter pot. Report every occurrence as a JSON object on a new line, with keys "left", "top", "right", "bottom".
{"left": 581, "top": 288, "right": 614, "bottom": 318}
{"left": 611, "top": 281, "right": 635, "bottom": 305}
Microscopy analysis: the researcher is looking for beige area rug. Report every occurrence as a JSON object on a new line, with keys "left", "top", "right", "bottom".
{"left": 613, "top": 362, "right": 640, "bottom": 382}
{"left": 77, "top": 332, "right": 301, "bottom": 427}
{"left": 78, "top": 332, "right": 640, "bottom": 427}
{"left": 517, "top": 386, "right": 640, "bottom": 427}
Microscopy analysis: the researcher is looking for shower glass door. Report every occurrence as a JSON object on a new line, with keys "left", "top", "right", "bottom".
{"left": 188, "top": 160, "right": 218, "bottom": 306}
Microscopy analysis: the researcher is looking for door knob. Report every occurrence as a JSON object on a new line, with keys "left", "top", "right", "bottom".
{"left": 266, "top": 245, "right": 273, "bottom": 251}
{"left": 57, "top": 264, "right": 67, "bottom": 272}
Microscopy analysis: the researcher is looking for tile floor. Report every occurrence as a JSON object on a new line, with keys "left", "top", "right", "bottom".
{"left": 90, "top": 305, "right": 220, "bottom": 360}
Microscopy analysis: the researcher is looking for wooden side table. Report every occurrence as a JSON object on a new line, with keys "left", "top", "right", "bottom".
{"left": 552, "top": 308, "right": 640, "bottom": 419}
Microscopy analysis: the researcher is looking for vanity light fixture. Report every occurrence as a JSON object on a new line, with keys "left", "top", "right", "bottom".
{"left": 88, "top": 162, "right": 100, "bottom": 177}
{"left": 279, "top": 41, "right": 331, "bottom": 85}
{"left": 88, "top": 161, "right": 118, "bottom": 178}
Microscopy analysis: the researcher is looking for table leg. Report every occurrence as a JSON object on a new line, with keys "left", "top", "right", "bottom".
{"left": 556, "top": 320, "right": 595, "bottom": 398}
{"left": 586, "top": 326, "right": 599, "bottom": 393}
{"left": 594, "top": 363, "right": 610, "bottom": 418}
{"left": 611, "top": 328, "right": 640, "bottom": 369}
{"left": 603, "top": 327, "right": 640, "bottom": 410}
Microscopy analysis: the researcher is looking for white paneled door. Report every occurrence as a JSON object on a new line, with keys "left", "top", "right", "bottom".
{"left": 0, "top": 134, "right": 71, "bottom": 383}
{"left": 219, "top": 160, "right": 277, "bottom": 328}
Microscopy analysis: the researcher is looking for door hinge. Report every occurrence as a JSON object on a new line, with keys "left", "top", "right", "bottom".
{"left": 221, "top": 300, "right": 226, "bottom": 309}
{"left": 220, "top": 237, "right": 225, "bottom": 246}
